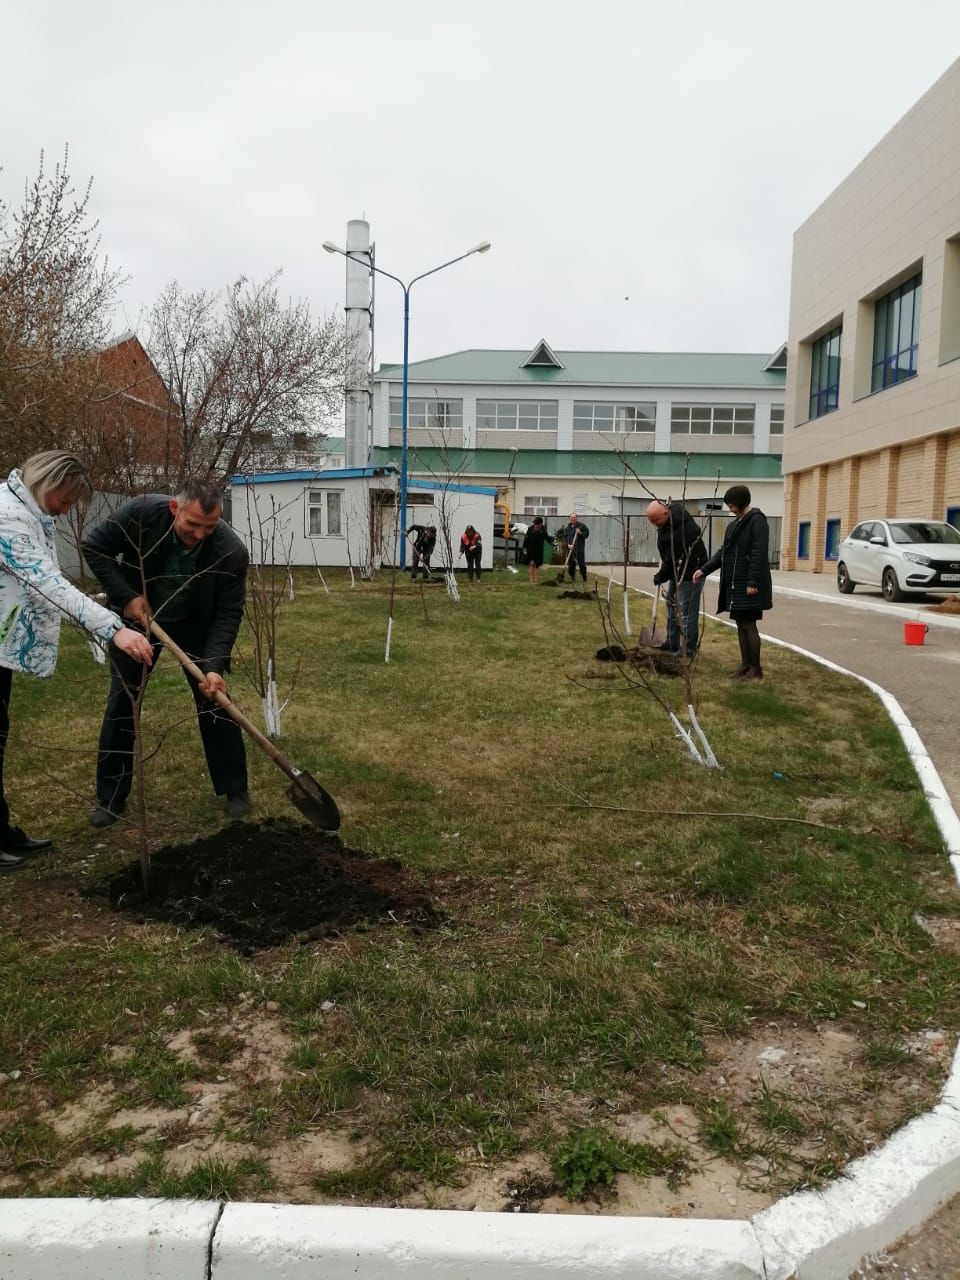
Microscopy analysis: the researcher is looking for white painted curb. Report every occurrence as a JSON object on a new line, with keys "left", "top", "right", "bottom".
{"left": 211, "top": 1203, "right": 763, "bottom": 1278}
{"left": 2, "top": 589, "right": 959, "bottom": 1279}
{"left": 0, "top": 1197, "right": 221, "bottom": 1278}
{"left": 755, "top": 1098, "right": 960, "bottom": 1279}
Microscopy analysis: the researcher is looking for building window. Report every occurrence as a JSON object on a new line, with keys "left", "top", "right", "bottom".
{"left": 808, "top": 326, "right": 841, "bottom": 419}
{"left": 670, "top": 404, "right": 755, "bottom": 436}
{"left": 573, "top": 402, "right": 656, "bottom": 432}
{"left": 476, "top": 400, "right": 558, "bottom": 431}
{"left": 947, "top": 505, "right": 960, "bottom": 531}
{"left": 797, "top": 521, "right": 811, "bottom": 559}
{"left": 308, "top": 489, "right": 344, "bottom": 536}
{"left": 825, "top": 518, "right": 841, "bottom": 560}
{"left": 769, "top": 405, "right": 784, "bottom": 435}
{"left": 389, "top": 397, "right": 463, "bottom": 431}
{"left": 872, "top": 274, "right": 921, "bottom": 392}
{"left": 523, "top": 495, "right": 559, "bottom": 516}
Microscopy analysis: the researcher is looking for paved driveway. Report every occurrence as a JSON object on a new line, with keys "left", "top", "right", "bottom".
{"left": 618, "top": 566, "right": 960, "bottom": 812}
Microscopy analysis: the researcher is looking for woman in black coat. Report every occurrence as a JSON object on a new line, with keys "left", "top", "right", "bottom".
{"left": 693, "top": 485, "right": 772, "bottom": 681}
{"left": 522, "top": 516, "right": 553, "bottom": 584}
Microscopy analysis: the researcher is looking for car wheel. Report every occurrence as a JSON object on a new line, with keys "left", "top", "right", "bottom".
{"left": 882, "top": 566, "right": 905, "bottom": 602}
{"left": 837, "top": 562, "right": 856, "bottom": 594}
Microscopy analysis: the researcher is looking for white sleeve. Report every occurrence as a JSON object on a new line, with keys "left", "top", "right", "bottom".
{"left": 0, "top": 511, "right": 122, "bottom": 644}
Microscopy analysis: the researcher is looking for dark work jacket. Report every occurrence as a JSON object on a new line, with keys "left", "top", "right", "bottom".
{"left": 652, "top": 503, "right": 707, "bottom": 585}
{"left": 408, "top": 525, "right": 437, "bottom": 557}
{"left": 700, "top": 508, "right": 773, "bottom": 614}
{"left": 82, "top": 495, "right": 249, "bottom": 673}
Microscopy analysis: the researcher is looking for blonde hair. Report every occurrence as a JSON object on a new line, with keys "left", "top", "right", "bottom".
{"left": 20, "top": 451, "right": 91, "bottom": 506}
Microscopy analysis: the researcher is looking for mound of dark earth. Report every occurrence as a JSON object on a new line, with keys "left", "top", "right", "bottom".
{"left": 557, "top": 590, "right": 595, "bottom": 600}
{"left": 89, "top": 819, "right": 440, "bottom": 952}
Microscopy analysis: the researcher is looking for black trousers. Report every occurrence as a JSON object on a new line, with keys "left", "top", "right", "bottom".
{"left": 567, "top": 544, "right": 587, "bottom": 579}
{"left": 96, "top": 629, "right": 248, "bottom": 808}
{"left": 0, "top": 666, "right": 10, "bottom": 836}
{"left": 465, "top": 548, "right": 482, "bottom": 579}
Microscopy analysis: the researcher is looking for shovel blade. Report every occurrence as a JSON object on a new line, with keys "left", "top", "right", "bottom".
{"left": 287, "top": 771, "right": 341, "bottom": 833}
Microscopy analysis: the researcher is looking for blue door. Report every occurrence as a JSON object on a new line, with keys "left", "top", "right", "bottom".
{"left": 825, "top": 519, "right": 841, "bottom": 561}
{"left": 797, "top": 522, "right": 811, "bottom": 560}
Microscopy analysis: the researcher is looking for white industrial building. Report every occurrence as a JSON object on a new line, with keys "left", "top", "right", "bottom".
{"left": 231, "top": 465, "right": 496, "bottom": 572}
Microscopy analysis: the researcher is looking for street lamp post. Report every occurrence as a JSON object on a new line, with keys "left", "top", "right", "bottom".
{"left": 323, "top": 239, "right": 491, "bottom": 568}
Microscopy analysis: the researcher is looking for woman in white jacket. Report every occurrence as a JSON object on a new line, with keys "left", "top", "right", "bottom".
{"left": 0, "top": 451, "right": 153, "bottom": 869}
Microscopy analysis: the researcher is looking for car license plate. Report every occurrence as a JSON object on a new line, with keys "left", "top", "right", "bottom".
{"left": 942, "top": 574, "right": 960, "bottom": 583}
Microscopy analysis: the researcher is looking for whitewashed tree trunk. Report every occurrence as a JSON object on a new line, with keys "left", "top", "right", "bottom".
{"left": 622, "top": 589, "right": 632, "bottom": 637}
{"left": 384, "top": 615, "right": 394, "bottom": 664}
{"left": 262, "top": 658, "right": 283, "bottom": 737}
{"left": 687, "top": 704, "right": 719, "bottom": 769}
{"left": 668, "top": 710, "right": 704, "bottom": 766}
{"left": 445, "top": 570, "right": 461, "bottom": 603}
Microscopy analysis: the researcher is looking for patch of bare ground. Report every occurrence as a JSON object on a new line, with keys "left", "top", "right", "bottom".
{"left": 913, "top": 913, "right": 960, "bottom": 952}
{"left": 268, "top": 1132, "right": 372, "bottom": 1202}
{"left": 707, "top": 1022, "right": 945, "bottom": 1131}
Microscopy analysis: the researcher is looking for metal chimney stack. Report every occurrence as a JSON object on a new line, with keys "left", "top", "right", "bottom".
{"left": 344, "top": 219, "right": 373, "bottom": 468}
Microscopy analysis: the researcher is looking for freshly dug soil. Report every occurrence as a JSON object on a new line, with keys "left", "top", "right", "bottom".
{"left": 88, "top": 820, "right": 440, "bottom": 952}
{"left": 594, "top": 644, "right": 683, "bottom": 678}
{"left": 557, "top": 590, "right": 595, "bottom": 600}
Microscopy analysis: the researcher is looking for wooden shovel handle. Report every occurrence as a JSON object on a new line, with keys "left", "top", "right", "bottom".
{"left": 148, "top": 619, "right": 300, "bottom": 783}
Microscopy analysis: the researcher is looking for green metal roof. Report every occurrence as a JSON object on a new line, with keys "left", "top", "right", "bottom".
{"left": 371, "top": 447, "right": 782, "bottom": 480}
{"left": 373, "top": 349, "right": 786, "bottom": 389}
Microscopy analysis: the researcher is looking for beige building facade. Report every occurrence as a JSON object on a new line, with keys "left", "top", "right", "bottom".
{"left": 782, "top": 57, "right": 960, "bottom": 573}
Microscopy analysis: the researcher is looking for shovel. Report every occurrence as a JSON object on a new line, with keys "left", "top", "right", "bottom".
{"left": 149, "top": 619, "right": 341, "bottom": 833}
{"left": 637, "top": 584, "right": 662, "bottom": 648}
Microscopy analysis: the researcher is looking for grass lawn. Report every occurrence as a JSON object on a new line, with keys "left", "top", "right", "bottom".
{"left": 1, "top": 567, "right": 958, "bottom": 1215}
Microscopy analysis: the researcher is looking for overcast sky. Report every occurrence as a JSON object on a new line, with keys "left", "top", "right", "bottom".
{"left": 3, "top": 1, "right": 959, "bottom": 377}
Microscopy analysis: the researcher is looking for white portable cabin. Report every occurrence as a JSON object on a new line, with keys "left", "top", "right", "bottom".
{"left": 230, "top": 467, "right": 497, "bottom": 570}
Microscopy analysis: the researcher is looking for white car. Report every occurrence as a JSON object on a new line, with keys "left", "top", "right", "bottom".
{"left": 836, "top": 518, "right": 960, "bottom": 601}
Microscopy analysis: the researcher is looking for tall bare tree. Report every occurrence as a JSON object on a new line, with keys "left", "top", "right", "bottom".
{"left": 147, "top": 274, "right": 348, "bottom": 486}
{"left": 0, "top": 149, "right": 125, "bottom": 471}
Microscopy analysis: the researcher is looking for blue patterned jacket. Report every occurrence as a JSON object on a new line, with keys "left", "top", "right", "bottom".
{"left": 0, "top": 470, "right": 121, "bottom": 677}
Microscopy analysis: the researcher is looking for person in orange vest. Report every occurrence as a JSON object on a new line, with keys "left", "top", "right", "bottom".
{"left": 459, "top": 525, "right": 483, "bottom": 581}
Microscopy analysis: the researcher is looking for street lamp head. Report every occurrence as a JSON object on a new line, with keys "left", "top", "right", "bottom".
{"left": 473, "top": 241, "right": 492, "bottom": 254}
{"left": 322, "top": 241, "right": 343, "bottom": 255}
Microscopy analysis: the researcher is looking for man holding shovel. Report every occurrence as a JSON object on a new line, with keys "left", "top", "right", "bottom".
{"left": 645, "top": 500, "right": 706, "bottom": 658}
{"left": 561, "top": 513, "right": 589, "bottom": 584}
{"left": 83, "top": 478, "right": 251, "bottom": 827}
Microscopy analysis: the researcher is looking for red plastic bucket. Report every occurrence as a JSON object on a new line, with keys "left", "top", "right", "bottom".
{"left": 904, "top": 621, "right": 928, "bottom": 646}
